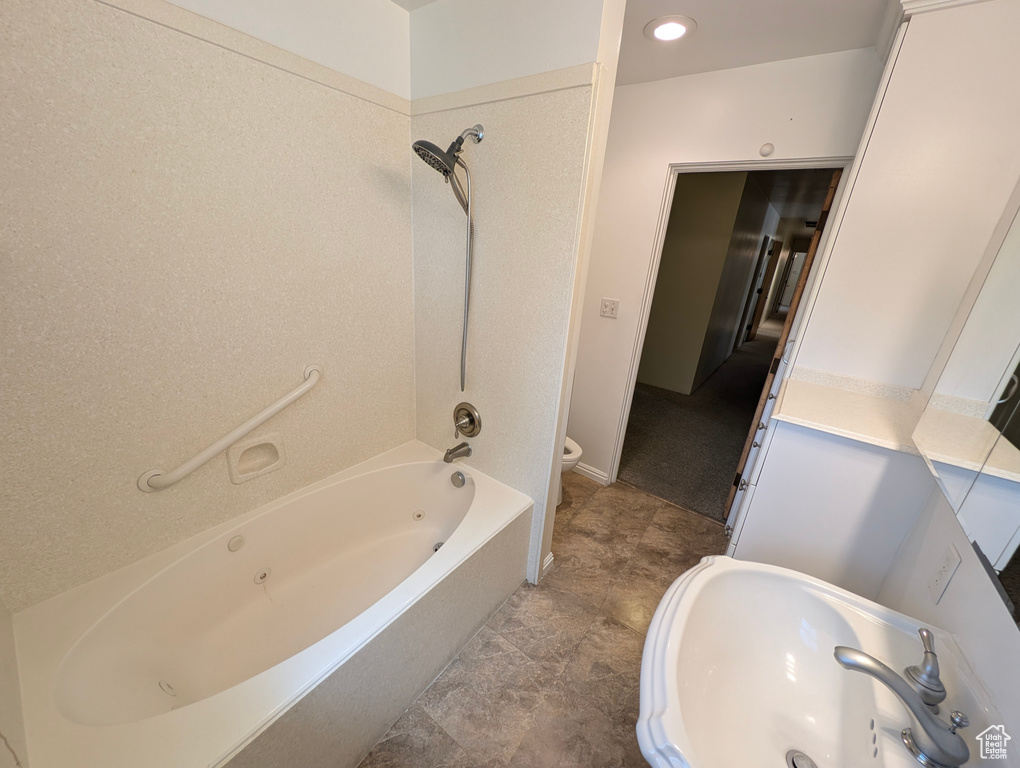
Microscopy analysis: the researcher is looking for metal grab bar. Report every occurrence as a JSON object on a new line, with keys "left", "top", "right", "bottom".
{"left": 137, "top": 365, "right": 321, "bottom": 492}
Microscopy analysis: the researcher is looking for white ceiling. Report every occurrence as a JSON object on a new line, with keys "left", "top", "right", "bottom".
{"left": 617, "top": 0, "right": 892, "bottom": 86}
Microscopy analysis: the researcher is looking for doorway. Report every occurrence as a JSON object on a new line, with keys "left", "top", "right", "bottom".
{"left": 616, "top": 167, "right": 840, "bottom": 522}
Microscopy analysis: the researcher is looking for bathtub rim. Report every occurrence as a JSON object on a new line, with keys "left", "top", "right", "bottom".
{"left": 14, "top": 439, "right": 533, "bottom": 768}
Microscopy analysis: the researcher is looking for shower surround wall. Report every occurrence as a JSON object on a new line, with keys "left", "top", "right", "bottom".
{"left": 412, "top": 69, "right": 600, "bottom": 580}
{"left": 0, "top": 0, "right": 416, "bottom": 613}
{"left": 1, "top": 0, "right": 614, "bottom": 610}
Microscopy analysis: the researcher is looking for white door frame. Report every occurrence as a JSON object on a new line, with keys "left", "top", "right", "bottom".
{"left": 606, "top": 157, "right": 854, "bottom": 484}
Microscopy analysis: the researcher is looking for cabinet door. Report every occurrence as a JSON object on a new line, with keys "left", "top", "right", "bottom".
{"left": 795, "top": 0, "right": 1020, "bottom": 387}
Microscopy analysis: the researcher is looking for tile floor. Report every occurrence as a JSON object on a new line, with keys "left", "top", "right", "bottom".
{"left": 357, "top": 473, "right": 728, "bottom": 768}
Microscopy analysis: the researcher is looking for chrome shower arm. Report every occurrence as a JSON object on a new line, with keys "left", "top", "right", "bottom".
{"left": 446, "top": 125, "right": 483, "bottom": 212}
{"left": 458, "top": 124, "right": 484, "bottom": 144}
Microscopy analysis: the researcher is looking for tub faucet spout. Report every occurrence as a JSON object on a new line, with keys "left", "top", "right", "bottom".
{"left": 834, "top": 646, "right": 969, "bottom": 768}
{"left": 444, "top": 442, "right": 472, "bottom": 463}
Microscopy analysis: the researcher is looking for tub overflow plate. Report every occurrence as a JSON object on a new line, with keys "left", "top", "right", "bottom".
{"left": 254, "top": 567, "right": 272, "bottom": 585}
{"left": 786, "top": 751, "right": 817, "bottom": 768}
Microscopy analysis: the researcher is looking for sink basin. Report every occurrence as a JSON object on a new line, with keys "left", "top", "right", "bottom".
{"left": 637, "top": 556, "right": 1000, "bottom": 768}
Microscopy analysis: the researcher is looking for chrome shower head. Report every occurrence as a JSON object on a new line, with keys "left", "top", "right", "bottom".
{"left": 412, "top": 139, "right": 457, "bottom": 177}
{"left": 412, "top": 125, "right": 484, "bottom": 178}
{"left": 412, "top": 125, "right": 484, "bottom": 216}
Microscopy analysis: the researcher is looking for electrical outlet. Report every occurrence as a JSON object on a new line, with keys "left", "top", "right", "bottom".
{"left": 928, "top": 543, "right": 961, "bottom": 604}
{"left": 600, "top": 298, "right": 620, "bottom": 319}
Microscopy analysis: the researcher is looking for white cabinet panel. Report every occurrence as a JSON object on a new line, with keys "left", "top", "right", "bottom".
{"left": 732, "top": 421, "right": 935, "bottom": 600}
{"left": 797, "top": 0, "right": 1020, "bottom": 389}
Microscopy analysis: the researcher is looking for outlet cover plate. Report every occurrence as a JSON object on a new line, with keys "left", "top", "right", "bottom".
{"left": 600, "top": 298, "right": 619, "bottom": 318}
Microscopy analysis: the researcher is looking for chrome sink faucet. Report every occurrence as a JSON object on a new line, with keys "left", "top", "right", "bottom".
{"left": 834, "top": 643, "right": 969, "bottom": 768}
{"left": 444, "top": 442, "right": 472, "bottom": 463}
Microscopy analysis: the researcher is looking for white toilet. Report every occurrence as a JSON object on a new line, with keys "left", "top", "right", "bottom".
{"left": 557, "top": 436, "right": 583, "bottom": 506}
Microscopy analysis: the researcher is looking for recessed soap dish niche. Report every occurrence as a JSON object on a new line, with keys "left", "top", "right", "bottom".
{"left": 227, "top": 432, "right": 286, "bottom": 485}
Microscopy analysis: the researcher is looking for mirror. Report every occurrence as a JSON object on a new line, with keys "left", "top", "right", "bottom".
{"left": 954, "top": 421, "right": 1020, "bottom": 568}
{"left": 913, "top": 200, "right": 1020, "bottom": 609}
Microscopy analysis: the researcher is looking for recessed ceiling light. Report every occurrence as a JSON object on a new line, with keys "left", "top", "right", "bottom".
{"left": 643, "top": 15, "right": 698, "bottom": 42}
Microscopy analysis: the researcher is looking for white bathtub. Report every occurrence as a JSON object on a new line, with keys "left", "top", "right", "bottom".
{"left": 15, "top": 441, "right": 532, "bottom": 768}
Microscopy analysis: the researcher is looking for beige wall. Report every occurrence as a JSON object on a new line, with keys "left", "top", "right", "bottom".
{"left": 567, "top": 49, "right": 881, "bottom": 480}
{"left": 0, "top": 0, "right": 612, "bottom": 612}
{"left": 694, "top": 176, "right": 779, "bottom": 388}
{"left": 165, "top": 0, "right": 412, "bottom": 98}
{"left": 636, "top": 172, "right": 747, "bottom": 395}
{"left": 410, "top": 0, "right": 605, "bottom": 99}
{"left": 0, "top": 0, "right": 415, "bottom": 611}
{"left": 412, "top": 70, "right": 598, "bottom": 580}
{"left": 0, "top": 603, "right": 25, "bottom": 768}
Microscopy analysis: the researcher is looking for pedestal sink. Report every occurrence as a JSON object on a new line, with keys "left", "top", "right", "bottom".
{"left": 637, "top": 557, "right": 1000, "bottom": 768}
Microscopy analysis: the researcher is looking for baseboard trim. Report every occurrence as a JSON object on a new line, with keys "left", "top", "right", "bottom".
{"left": 573, "top": 462, "right": 609, "bottom": 485}
{"left": 541, "top": 552, "right": 555, "bottom": 578}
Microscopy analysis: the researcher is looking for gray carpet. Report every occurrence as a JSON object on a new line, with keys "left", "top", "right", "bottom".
{"left": 617, "top": 317, "right": 783, "bottom": 522}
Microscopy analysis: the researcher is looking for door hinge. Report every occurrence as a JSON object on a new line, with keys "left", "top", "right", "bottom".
{"left": 724, "top": 525, "right": 733, "bottom": 537}
{"left": 732, "top": 471, "right": 741, "bottom": 488}
{"left": 738, "top": 479, "right": 749, "bottom": 491}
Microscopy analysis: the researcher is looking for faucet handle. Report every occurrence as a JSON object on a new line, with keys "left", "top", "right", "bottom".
{"left": 453, "top": 403, "right": 481, "bottom": 440}
{"left": 949, "top": 711, "right": 970, "bottom": 734}
{"left": 905, "top": 627, "right": 946, "bottom": 711}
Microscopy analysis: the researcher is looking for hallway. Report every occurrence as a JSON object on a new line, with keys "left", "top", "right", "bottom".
{"left": 617, "top": 315, "right": 785, "bottom": 522}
